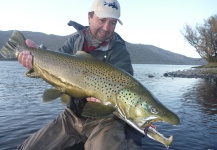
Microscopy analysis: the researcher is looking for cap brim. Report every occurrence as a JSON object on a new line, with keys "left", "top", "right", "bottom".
{"left": 94, "top": 11, "right": 123, "bottom": 25}
{"left": 117, "top": 19, "right": 123, "bottom": 25}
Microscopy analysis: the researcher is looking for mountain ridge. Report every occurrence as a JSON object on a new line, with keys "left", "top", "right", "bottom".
{"left": 0, "top": 30, "right": 207, "bottom": 65}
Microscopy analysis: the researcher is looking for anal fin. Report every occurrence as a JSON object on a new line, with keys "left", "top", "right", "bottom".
{"left": 43, "top": 89, "right": 63, "bottom": 102}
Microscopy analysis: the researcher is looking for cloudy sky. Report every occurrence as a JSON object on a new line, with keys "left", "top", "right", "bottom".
{"left": 1, "top": 0, "right": 216, "bottom": 58}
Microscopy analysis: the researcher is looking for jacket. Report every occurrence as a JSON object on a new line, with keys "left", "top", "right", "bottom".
{"left": 58, "top": 21, "right": 134, "bottom": 75}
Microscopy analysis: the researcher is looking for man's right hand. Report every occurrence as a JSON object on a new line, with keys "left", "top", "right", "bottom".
{"left": 18, "top": 39, "right": 38, "bottom": 70}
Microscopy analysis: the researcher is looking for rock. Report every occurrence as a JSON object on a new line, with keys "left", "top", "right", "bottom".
{"left": 163, "top": 73, "right": 169, "bottom": 77}
{"left": 148, "top": 74, "right": 155, "bottom": 78}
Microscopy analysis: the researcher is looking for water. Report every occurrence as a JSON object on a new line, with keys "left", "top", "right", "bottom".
{"left": 0, "top": 62, "right": 216, "bottom": 150}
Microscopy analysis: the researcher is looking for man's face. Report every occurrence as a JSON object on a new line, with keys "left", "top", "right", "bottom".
{"left": 88, "top": 13, "right": 117, "bottom": 42}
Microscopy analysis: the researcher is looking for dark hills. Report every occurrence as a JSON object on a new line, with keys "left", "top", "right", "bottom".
{"left": 0, "top": 30, "right": 207, "bottom": 65}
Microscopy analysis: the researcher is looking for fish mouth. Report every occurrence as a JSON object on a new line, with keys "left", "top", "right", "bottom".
{"left": 142, "top": 113, "right": 180, "bottom": 127}
{"left": 144, "top": 124, "right": 173, "bottom": 147}
{"left": 131, "top": 117, "right": 174, "bottom": 147}
{"left": 139, "top": 116, "right": 178, "bottom": 147}
{"left": 139, "top": 116, "right": 158, "bottom": 127}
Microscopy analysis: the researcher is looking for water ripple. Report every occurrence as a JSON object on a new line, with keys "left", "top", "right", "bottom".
{"left": 0, "top": 62, "right": 217, "bottom": 150}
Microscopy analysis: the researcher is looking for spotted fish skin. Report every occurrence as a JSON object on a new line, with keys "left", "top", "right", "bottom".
{"left": 0, "top": 30, "right": 180, "bottom": 146}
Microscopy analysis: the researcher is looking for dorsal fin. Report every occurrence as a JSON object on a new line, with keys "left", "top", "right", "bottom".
{"left": 75, "top": 51, "right": 94, "bottom": 59}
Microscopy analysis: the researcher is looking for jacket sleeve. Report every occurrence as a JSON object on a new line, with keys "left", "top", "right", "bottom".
{"left": 57, "top": 36, "right": 75, "bottom": 54}
{"left": 57, "top": 32, "right": 83, "bottom": 55}
{"left": 107, "top": 44, "right": 134, "bottom": 76}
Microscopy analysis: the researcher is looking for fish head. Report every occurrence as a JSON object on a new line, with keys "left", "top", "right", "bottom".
{"left": 116, "top": 87, "right": 180, "bottom": 147}
{"left": 135, "top": 91, "right": 180, "bottom": 128}
{"left": 116, "top": 88, "right": 180, "bottom": 128}
{"left": 114, "top": 87, "right": 180, "bottom": 147}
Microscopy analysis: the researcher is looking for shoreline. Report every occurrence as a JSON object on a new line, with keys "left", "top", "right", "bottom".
{"left": 164, "top": 68, "right": 217, "bottom": 79}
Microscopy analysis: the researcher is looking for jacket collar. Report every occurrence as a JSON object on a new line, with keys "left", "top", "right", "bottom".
{"left": 67, "top": 20, "right": 125, "bottom": 50}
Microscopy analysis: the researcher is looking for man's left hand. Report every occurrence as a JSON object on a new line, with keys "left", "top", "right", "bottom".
{"left": 86, "top": 97, "right": 101, "bottom": 103}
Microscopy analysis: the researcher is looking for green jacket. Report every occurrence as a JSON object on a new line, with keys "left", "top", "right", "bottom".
{"left": 58, "top": 21, "right": 134, "bottom": 76}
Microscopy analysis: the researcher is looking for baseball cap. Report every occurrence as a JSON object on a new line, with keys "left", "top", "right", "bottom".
{"left": 89, "top": 0, "right": 123, "bottom": 25}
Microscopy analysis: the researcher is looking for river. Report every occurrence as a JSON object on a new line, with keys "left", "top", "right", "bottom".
{"left": 0, "top": 61, "right": 216, "bottom": 150}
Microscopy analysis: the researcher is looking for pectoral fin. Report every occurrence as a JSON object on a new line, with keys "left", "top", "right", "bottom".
{"left": 82, "top": 102, "right": 115, "bottom": 118}
{"left": 60, "top": 94, "right": 71, "bottom": 105}
{"left": 25, "top": 69, "right": 41, "bottom": 78}
{"left": 43, "top": 89, "right": 63, "bottom": 102}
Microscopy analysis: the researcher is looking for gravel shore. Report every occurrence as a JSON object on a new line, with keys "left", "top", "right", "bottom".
{"left": 164, "top": 68, "right": 217, "bottom": 79}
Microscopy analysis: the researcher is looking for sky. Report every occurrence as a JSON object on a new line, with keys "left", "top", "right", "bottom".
{"left": 1, "top": 0, "right": 217, "bottom": 58}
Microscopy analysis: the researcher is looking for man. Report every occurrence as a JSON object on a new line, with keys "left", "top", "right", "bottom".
{"left": 18, "top": 0, "right": 142, "bottom": 149}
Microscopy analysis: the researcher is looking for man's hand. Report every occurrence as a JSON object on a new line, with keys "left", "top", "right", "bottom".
{"left": 86, "top": 97, "right": 101, "bottom": 103}
{"left": 18, "top": 39, "right": 38, "bottom": 70}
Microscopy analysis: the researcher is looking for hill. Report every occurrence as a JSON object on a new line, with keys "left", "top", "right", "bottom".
{"left": 0, "top": 30, "right": 207, "bottom": 65}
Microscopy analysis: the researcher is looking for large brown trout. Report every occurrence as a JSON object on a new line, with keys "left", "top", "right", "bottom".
{"left": 0, "top": 30, "right": 180, "bottom": 147}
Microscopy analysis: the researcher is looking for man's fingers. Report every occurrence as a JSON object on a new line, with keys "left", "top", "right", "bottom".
{"left": 18, "top": 52, "right": 24, "bottom": 64}
{"left": 18, "top": 51, "right": 32, "bottom": 70}
{"left": 26, "top": 39, "right": 38, "bottom": 48}
{"left": 18, "top": 51, "right": 29, "bottom": 64}
{"left": 26, "top": 54, "right": 33, "bottom": 70}
{"left": 86, "top": 97, "right": 101, "bottom": 103}
{"left": 17, "top": 39, "right": 36, "bottom": 70}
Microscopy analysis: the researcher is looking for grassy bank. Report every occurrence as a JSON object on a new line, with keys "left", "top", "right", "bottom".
{"left": 195, "top": 62, "right": 217, "bottom": 68}
{"left": 195, "top": 63, "right": 217, "bottom": 75}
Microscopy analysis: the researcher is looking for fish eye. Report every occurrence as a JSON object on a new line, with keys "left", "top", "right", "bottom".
{"left": 150, "top": 107, "right": 157, "bottom": 114}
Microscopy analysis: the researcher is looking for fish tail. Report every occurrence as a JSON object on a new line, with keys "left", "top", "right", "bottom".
{"left": 0, "top": 30, "right": 28, "bottom": 58}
